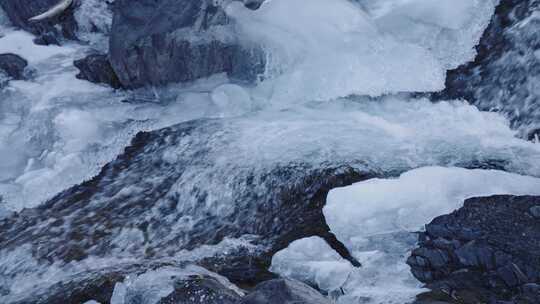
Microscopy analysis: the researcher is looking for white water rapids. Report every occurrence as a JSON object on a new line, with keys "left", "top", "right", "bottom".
{"left": 1, "top": 0, "right": 540, "bottom": 303}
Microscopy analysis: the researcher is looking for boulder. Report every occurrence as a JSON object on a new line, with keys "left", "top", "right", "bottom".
{"left": 408, "top": 195, "right": 540, "bottom": 303}
{"left": 0, "top": 0, "right": 78, "bottom": 43}
{"left": 109, "top": 0, "right": 265, "bottom": 88}
{"left": 434, "top": 0, "right": 540, "bottom": 137}
{"left": 74, "top": 54, "right": 122, "bottom": 89}
{"left": 240, "top": 278, "right": 331, "bottom": 304}
{"left": 156, "top": 274, "right": 241, "bottom": 304}
{"left": 0, "top": 53, "right": 27, "bottom": 80}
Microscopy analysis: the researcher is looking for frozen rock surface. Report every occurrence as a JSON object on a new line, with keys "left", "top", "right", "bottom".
{"left": 408, "top": 195, "right": 540, "bottom": 303}
{"left": 438, "top": 0, "right": 540, "bottom": 138}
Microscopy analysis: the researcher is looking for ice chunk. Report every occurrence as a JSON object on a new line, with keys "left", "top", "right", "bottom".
{"left": 325, "top": 166, "right": 540, "bottom": 246}
{"left": 372, "top": 0, "right": 499, "bottom": 69}
{"left": 272, "top": 167, "right": 540, "bottom": 304}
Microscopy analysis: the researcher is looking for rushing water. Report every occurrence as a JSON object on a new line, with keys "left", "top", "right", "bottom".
{"left": 1, "top": 0, "right": 540, "bottom": 303}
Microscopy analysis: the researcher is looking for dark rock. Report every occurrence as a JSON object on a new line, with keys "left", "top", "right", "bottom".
{"left": 157, "top": 275, "right": 241, "bottom": 304}
{"left": 33, "top": 31, "right": 61, "bottom": 46}
{"left": 434, "top": 0, "right": 540, "bottom": 137}
{"left": 0, "top": 53, "right": 27, "bottom": 80}
{"left": 74, "top": 54, "right": 122, "bottom": 89}
{"left": 408, "top": 195, "right": 540, "bottom": 303}
{"left": 240, "top": 278, "right": 331, "bottom": 304}
{"left": 109, "top": 0, "right": 265, "bottom": 88}
{"left": 0, "top": 0, "right": 78, "bottom": 42}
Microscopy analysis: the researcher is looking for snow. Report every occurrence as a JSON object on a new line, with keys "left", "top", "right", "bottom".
{"left": 271, "top": 167, "right": 540, "bottom": 304}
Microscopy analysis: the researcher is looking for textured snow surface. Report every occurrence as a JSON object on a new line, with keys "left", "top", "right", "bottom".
{"left": 272, "top": 167, "right": 540, "bottom": 304}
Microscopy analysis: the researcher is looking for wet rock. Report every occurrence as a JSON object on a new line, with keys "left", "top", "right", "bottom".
{"left": 240, "top": 278, "right": 331, "bottom": 304}
{"left": 157, "top": 274, "right": 241, "bottom": 304}
{"left": 109, "top": 0, "right": 265, "bottom": 88}
{"left": 0, "top": 53, "right": 27, "bottom": 81}
{"left": 0, "top": 0, "right": 78, "bottom": 42}
{"left": 74, "top": 54, "right": 122, "bottom": 89}
{"left": 434, "top": 0, "right": 540, "bottom": 137}
{"left": 408, "top": 195, "right": 540, "bottom": 303}
{"left": 33, "top": 31, "right": 61, "bottom": 46}
{"left": 0, "top": 118, "right": 368, "bottom": 299}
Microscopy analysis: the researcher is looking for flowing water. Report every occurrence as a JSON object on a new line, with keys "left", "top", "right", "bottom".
{"left": 1, "top": 0, "right": 540, "bottom": 303}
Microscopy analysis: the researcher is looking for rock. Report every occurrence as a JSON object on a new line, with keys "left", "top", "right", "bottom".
{"left": 0, "top": 118, "right": 367, "bottom": 299}
{"left": 109, "top": 0, "right": 265, "bottom": 88}
{"left": 434, "top": 0, "right": 540, "bottom": 138}
{"left": 156, "top": 274, "right": 241, "bottom": 304}
{"left": 408, "top": 195, "right": 540, "bottom": 303}
{"left": 0, "top": 53, "right": 28, "bottom": 80}
{"left": 240, "top": 278, "right": 331, "bottom": 304}
{"left": 74, "top": 54, "right": 122, "bottom": 89}
{"left": 33, "top": 31, "right": 61, "bottom": 46}
{"left": 0, "top": 0, "right": 78, "bottom": 42}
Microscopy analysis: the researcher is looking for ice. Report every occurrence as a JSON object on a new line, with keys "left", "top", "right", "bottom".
{"left": 226, "top": 0, "right": 498, "bottom": 103}
{"left": 74, "top": 0, "right": 114, "bottom": 51}
{"left": 372, "top": 0, "right": 499, "bottom": 69}
{"left": 226, "top": 0, "right": 445, "bottom": 103}
{"left": 110, "top": 265, "right": 243, "bottom": 304}
{"left": 271, "top": 167, "right": 540, "bottom": 304}
{"left": 326, "top": 167, "right": 540, "bottom": 246}
{"left": 270, "top": 236, "right": 354, "bottom": 293}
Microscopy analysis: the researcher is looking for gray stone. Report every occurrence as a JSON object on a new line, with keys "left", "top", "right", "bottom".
{"left": 109, "top": 0, "right": 265, "bottom": 89}
{"left": 74, "top": 54, "right": 122, "bottom": 89}
{"left": 408, "top": 195, "right": 540, "bottom": 303}
{"left": 0, "top": 53, "right": 27, "bottom": 80}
